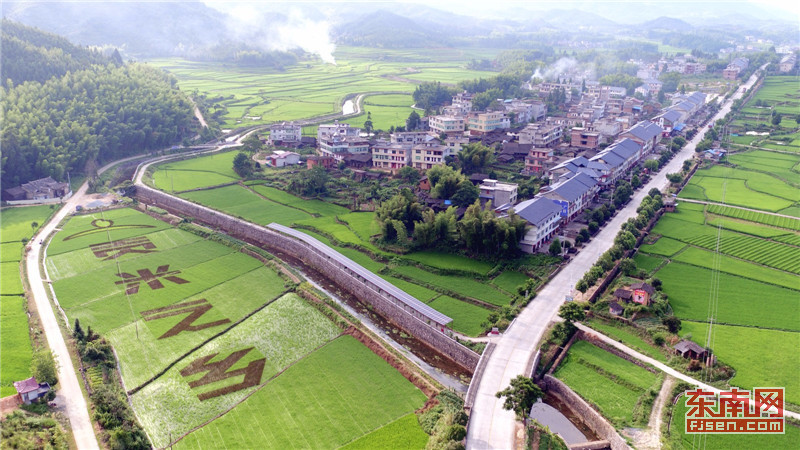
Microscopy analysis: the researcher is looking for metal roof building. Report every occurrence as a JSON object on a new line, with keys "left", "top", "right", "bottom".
{"left": 267, "top": 223, "right": 453, "bottom": 328}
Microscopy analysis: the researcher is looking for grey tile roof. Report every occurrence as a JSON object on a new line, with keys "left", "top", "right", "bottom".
{"left": 625, "top": 121, "right": 662, "bottom": 141}
{"left": 515, "top": 197, "right": 563, "bottom": 227}
{"left": 659, "top": 109, "right": 683, "bottom": 123}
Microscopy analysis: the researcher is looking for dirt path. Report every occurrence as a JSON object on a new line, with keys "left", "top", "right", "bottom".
{"left": 626, "top": 375, "right": 675, "bottom": 449}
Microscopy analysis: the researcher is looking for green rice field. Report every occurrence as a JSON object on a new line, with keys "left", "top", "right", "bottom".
{"left": 656, "top": 262, "right": 799, "bottom": 332}
{"left": 131, "top": 293, "right": 343, "bottom": 447}
{"left": 0, "top": 297, "right": 34, "bottom": 396}
{"left": 680, "top": 322, "right": 800, "bottom": 405}
{"left": 0, "top": 205, "right": 57, "bottom": 394}
{"left": 669, "top": 400, "right": 800, "bottom": 449}
{"left": 554, "top": 340, "right": 660, "bottom": 426}
{"left": 707, "top": 204, "right": 800, "bottom": 231}
{"left": 147, "top": 46, "right": 498, "bottom": 128}
{"left": 173, "top": 335, "right": 427, "bottom": 450}
{"left": 152, "top": 151, "right": 240, "bottom": 192}
{"left": 427, "top": 295, "right": 492, "bottom": 337}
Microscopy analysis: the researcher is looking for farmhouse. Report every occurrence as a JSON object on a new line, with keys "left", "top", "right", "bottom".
{"left": 779, "top": 53, "right": 796, "bottom": 72}
{"left": 429, "top": 115, "right": 466, "bottom": 135}
{"left": 13, "top": 377, "right": 51, "bottom": 404}
{"left": 468, "top": 111, "right": 510, "bottom": 135}
{"left": 3, "top": 176, "right": 71, "bottom": 202}
{"left": 723, "top": 57, "right": 749, "bottom": 80}
{"left": 268, "top": 122, "right": 302, "bottom": 146}
{"left": 674, "top": 340, "right": 709, "bottom": 361}
{"left": 267, "top": 150, "right": 300, "bottom": 167}
{"left": 518, "top": 123, "right": 562, "bottom": 148}
{"left": 479, "top": 179, "right": 518, "bottom": 207}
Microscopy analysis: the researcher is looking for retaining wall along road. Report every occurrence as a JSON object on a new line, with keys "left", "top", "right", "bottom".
{"left": 541, "top": 375, "right": 631, "bottom": 450}
{"left": 134, "top": 185, "right": 479, "bottom": 372}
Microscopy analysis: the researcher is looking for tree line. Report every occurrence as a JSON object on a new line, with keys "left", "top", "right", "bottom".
{"left": 1, "top": 21, "right": 195, "bottom": 190}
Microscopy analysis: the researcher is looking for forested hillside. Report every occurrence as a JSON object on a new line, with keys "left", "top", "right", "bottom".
{"left": 1, "top": 21, "right": 195, "bottom": 190}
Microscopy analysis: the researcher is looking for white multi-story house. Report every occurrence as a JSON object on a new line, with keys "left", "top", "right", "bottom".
{"left": 429, "top": 115, "right": 466, "bottom": 135}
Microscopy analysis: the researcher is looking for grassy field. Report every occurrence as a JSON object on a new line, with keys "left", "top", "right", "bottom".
{"left": 427, "top": 295, "right": 492, "bottom": 337}
{"left": 554, "top": 340, "right": 660, "bottom": 426}
{"left": 0, "top": 205, "right": 56, "bottom": 394}
{"left": 669, "top": 400, "right": 800, "bottom": 449}
{"left": 584, "top": 318, "right": 667, "bottom": 362}
{"left": 340, "top": 413, "right": 429, "bottom": 450}
{"left": 152, "top": 151, "right": 240, "bottom": 192}
{"left": 707, "top": 204, "right": 800, "bottom": 231}
{"left": 656, "top": 262, "right": 799, "bottom": 332}
{"left": 681, "top": 321, "right": 800, "bottom": 405}
{"left": 391, "top": 265, "right": 512, "bottom": 306}
{"left": 342, "top": 94, "right": 417, "bottom": 131}
{"left": 490, "top": 270, "right": 530, "bottom": 294}
{"left": 148, "top": 47, "right": 498, "bottom": 128}
{"left": 638, "top": 236, "right": 686, "bottom": 256}
{"left": 248, "top": 184, "right": 350, "bottom": 217}
{"left": 174, "top": 335, "right": 427, "bottom": 449}
{"left": 181, "top": 184, "right": 313, "bottom": 226}
{"left": 131, "top": 293, "right": 343, "bottom": 447}
{"left": 0, "top": 296, "right": 34, "bottom": 396}
{"left": 402, "top": 251, "right": 496, "bottom": 275}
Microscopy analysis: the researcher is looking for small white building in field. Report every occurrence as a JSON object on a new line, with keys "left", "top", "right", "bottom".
{"left": 268, "top": 151, "right": 301, "bottom": 167}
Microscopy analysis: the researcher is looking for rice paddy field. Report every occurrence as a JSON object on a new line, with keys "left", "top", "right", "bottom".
{"left": 152, "top": 150, "right": 240, "bottom": 192}
{"left": 668, "top": 399, "right": 800, "bottom": 449}
{"left": 635, "top": 132, "right": 800, "bottom": 408}
{"left": 46, "top": 207, "right": 429, "bottom": 448}
{"left": 0, "top": 205, "right": 56, "bottom": 395}
{"left": 554, "top": 340, "right": 661, "bottom": 427}
{"left": 147, "top": 46, "right": 499, "bottom": 129}
{"left": 155, "top": 166, "right": 542, "bottom": 336}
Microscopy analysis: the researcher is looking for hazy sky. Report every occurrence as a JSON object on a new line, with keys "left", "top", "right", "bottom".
{"left": 203, "top": 0, "right": 800, "bottom": 19}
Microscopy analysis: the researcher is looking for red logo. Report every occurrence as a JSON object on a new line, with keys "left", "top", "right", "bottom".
{"left": 684, "top": 387, "right": 784, "bottom": 434}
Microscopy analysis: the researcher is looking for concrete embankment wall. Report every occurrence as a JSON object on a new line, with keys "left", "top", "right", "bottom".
{"left": 134, "top": 185, "right": 479, "bottom": 372}
{"left": 541, "top": 375, "right": 631, "bottom": 450}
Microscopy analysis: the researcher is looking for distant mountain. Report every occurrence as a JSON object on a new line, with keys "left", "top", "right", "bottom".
{"left": 639, "top": 16, "right": 693, "bottom": 32}
{"left": 2, "top": 1, "right": 224, "bottom": 57}
{"left": 538, "top": 9, "right": 619, "bottom": 33}
{"left": 1, "top": 19, "right": 111, "bottom": 84}
{"left": 333, "top": 10, "right": 447, "bottom": 48}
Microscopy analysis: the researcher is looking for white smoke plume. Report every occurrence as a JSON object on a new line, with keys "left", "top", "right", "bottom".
{"left": 531, "top": 57, "right": 597, "bottom": 82}
{"left": 224, "top": 5, "right": 336, "bottom": 64}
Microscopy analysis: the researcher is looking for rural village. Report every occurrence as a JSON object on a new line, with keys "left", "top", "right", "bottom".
{"left": 1, "top": 2, "right": 799, "bottom": 450}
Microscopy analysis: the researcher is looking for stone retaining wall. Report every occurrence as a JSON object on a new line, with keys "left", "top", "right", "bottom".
{"left": 541, "top": 375, "right": 631, "bottom": 450}
{"left": 134, "top": 185, "right": 479, "bottom": 372}
{"left": 464, "top": 343, "right": 495, "bottom": 411}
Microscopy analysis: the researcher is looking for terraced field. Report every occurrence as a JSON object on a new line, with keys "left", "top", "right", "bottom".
{"left": 554, "top": 340, "right": 660, "bottom": 427}
{"left": 148, "top": 46, "right": 498, "bottom": 128}
{"left": 46, "top": 207, "right": 429, "bottom": 448}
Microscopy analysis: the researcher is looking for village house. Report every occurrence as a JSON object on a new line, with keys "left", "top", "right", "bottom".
{"left": 518, "top": 122, "right": 562, "bottom": 148}
{"left": 411, "top": 144, "right": 447, "bottom": 170}
{"left": 515, "top": 197, "right": 563, "bottom": 253}
{"left": 13, "top": 377, "right": 51, "bottom": 404}
{"left": 570, "top": 127, "right": 601, "bottom": 150}
{"left": 478, "top": 179, "right": 518, "bottom": 207}
{"left": 609, "top": 300, "right": 624, "bottom": 316}
{"left": 674, "top": 340, "right": 710, "bottom": 361}
{"left": 468, "top": 111, "right": 510, "bottom": 135}
{"left": 306, "top": 155, "right": 334, "bottom": 170}
{"left": 635, "top": 78, "right": 663, "bottom": 97}
{"left": 372, "top": 142, "right": 413, "bottom": 172}
{"left": 268, "top": 122, "right": 302, "bottom": 146}
{"left": 723, "top": 57, "right": 749, "bottom": 80}
{"left": 428, "top": 115, "right": 466, "bottom": 135}
{"left": 523, "top": 146, "right": 552, "bottom": 175}
{"left": 779, "top": 53, "right": 796, "bottom": 72}
{"left": 620, "top": 121, "right": 663, "bottom": 159}
{"left": 3, "top": 176, "right": 71, "bottom": 202}
{"left": 540, "top": 172, "right": 598, "bottom": 223}
{"left": 342, "top": 152, "right": 372, "bottom": 169}
{"left": 267, "top": 150, "right": 301, "bottom": 167}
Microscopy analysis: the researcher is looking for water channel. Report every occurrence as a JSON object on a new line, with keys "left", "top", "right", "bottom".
{"left": 529, "top": 396, "right": 598, "bottom": 445}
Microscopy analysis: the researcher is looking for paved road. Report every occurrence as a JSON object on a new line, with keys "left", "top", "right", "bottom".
{"left": 466, "top": 67, "right": 765, "bottom": 449}
{"left": 575, "top": 323, "right": 800, "bottom": 421}
{"left": 24, "top": 155, "right": 144, "bottom": 449}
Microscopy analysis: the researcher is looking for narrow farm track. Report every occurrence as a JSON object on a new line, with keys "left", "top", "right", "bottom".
{"left": 677, "top": 197, "right": 800, "bottom": 220}
{"left": 466, "top": 65, "right": 767, "bottom": 449}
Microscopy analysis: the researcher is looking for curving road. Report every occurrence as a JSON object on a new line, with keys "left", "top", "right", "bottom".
{"left": 465, "top": 66, "right": 766, "bottom": 449}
